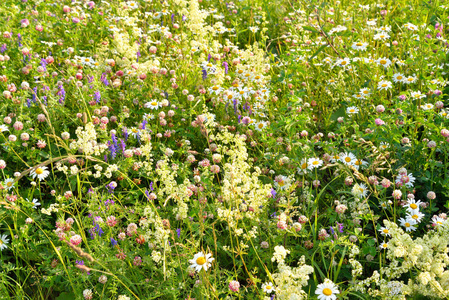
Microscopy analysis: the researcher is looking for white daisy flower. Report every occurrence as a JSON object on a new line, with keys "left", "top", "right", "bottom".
{"left": 4, "top": 178, "right": 15, "bottom": 190}
{"left": 406, "top": 211, "right": 425, "bottom": 223}
{"left": 399, "top": 217, "right": 417, "bottom": 232}
{"left": 297, "top": 158, "right": 310, "bottom": 175}
{"left": 392, "top": 73, "right": 405, "bottom": 83}
{"left": 262, "top": 282, "right": 275, "bottom": 294}
{"left": 315, "top": 279, "right": 340, "bottom": 300}
{"left": 189, "top": 252, "right": 214, "bottom": 273}
{"left": 307, "top": 157, "right": 323, "bottom": 170}
{"left": 145, "top": 100, "right": 160, "bottom": 110}
{"left": 379, "top": 241, "right": 389, "bottom": 250}
{"left": 0, "top": 234, "right": 9, "bottom": 251}
{"left": 27, "top": 198, "right": 41, "bottom": 209}
{"left": 30, "top": 166, "right": 50, "bottom": 181}
{"left": 376, "top": 57, "right": 392, "bottom": 68}
{"left": 340, "top": 152, "right": 356, "bottom": 166}
{"left": 379, "top": 226, "right": 391, "bottom": 236}
{"left": 378, "top": 80, "right": 392, "bottom": 90}
{"left": 352, "top": 183, "right": 368, "bottom": 198}
{"left": 254, "top": 121, "right": 267, "bottom": 131}
{"left": 0, "top": 124, "right": 9, "bottom": 133}
{"left": 351, "top": 42, "right": 368, "bottom": 51}
{"left": 346, "top": 106, "right": 359, "bottom": 114}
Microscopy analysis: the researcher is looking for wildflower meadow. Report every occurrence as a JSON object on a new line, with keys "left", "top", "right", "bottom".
{"left": 1, "top": 0, "right": 449, "bottom": 299}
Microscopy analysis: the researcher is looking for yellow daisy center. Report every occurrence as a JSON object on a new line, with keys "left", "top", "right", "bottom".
{"left": 412, "top": 215, "right": 419, "bottom": 219}
{"left": 323, "top": 288, "right": 333, "bottom": 296}
{"left": 258, "top": 123, "right": 264, "bottom": 129}
{"left": 380, "top": 60, "right": 387, "bottom": 65}
{"left": 383, "top": 229, "right": 389, "bottom": 234}
{"left": 278, "top": 180, "right": 285, "bottom": 187}
{"left": 410, "top": 203, "right": 418, "bottom": 209}
{"left": 196, "top": 256, "right": 206, "bottom": 265}
{"left": 382, "top": 244, "right": 388, "bottom": 248}
{"left": 356, "top": 43, "right": 363, "bottom": 46}
{"left": 381, "top": 84, "right": 387, "bottom": 87}
{"left": 397, "top": 76, "right": 403, "bottom": 80}
{"left": 405, "top": 223, "right": 410, "bottom": 227}
{"left": 312, "top": 161, "right": 319, "bottom": 165}
{"left": 36, "top": 168, "right": 44, "bottom": 175}
{"left": 341, "top": 61, "right": 347, "bottom": 65}
{"left": 212, "top": 86, "right": 219, "bottom": 90}
{"left": 6, "top": 181, "right": 12, "bottom": 187}
{"left": 301, "top": 163, "right": 307, "bottom": 169}
{"left": 345, "top": 157, "right": 351, "bottom": 162}
{"left": 266, "top": 285, "right": 272, "bottom": 290}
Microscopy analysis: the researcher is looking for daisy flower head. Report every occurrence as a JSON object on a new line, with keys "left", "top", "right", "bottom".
{"left": 189, "top": 251, "right": 214, "bottom": 273}
{"left": 377, "top": 80, "right": 392, "bottom": 91}
{"left": 354, "top": 158, "right": 368, "bottom": 170}
{"left": 340, "top": 152, "right": 356, "bottom": 166}
{"left": 360, "top": 88, "right": 371, "bottom": 97}
{"left": 352, "top": 41, "right": 368, "bottom": 51}
{"left": 392, "top": 73, "right": 405, "bottom": 83}
{"left": 254, "top": 121, "right": 267, "bottom": 131}
{"left": 379, "top": 226, "right": 391, "bottom": 236}
{"left": 275, "top": 175, "right": 290, "bottom": 190}
{"left": 307, "top": 157, "right": 323, "bottom": 170}
{"left": 399, "top": 217, "right": 417, "bottom": 232}
{"left": 376, "top": 57, "right": 392, "bottom": 68}
{"left": 404, "top": 199, "right": 422, "bottom": 212}
{"left": 315, "top": 279, "right": 340, "bottom": 300}
{"left": 406, "top": 211, "right": 425, "bottom": 223}
{"left": 379, "top": 142, "right": 389, "bottom": 150}
{"left": 352, "top": 183, "right": 368, "bottom": 198}
{"left": 0, "top": 234, "right": 9, "bottom": 251}
{"left": 373, "top": 32, "right": 390, "bottom": 40}
{"left": 27, "top": 198, "right": 41, "bottom": 209}
{"left": 30, "top": 166, "right": 50, "bottom": 181}
{"left": 346, "top": 106, "right": 359, "bottom": 115}
{"left": 145, "top": 100, "right": 160, "bottom": 110}
{"left": 411, "top": 91, "right": 426, "bottom": 100}
{"left": 404, "top": 75, "right": 417, "bottom": 84}
{"left": 336, "top": 57, "right": 350, "bottom": 67}
{"left": 420, "top": 103, "right": 434, "bottom": 110}
{"left": 0, "top": 124, "right": 8, "bottom": 133}
{"left": 262, "top": 282, "right": 275, "bottom": 294}
{"left": 297, "top": 158, "right": 310, "bottom": 175}
{"left": 379, "top": 241, "right": 389, "bottom": 250}
{"left": 4, "top": 178, "right": 15, "bottom": 190}
{"left": 432, "top": 216, "right": 447, "bottom": 227}
{"left": 396, "top": 172, "right": 416, "bottom": 188}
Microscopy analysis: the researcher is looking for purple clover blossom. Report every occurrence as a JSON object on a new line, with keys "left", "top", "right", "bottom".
{"left": 271, "top": 188, "right": 277, "bottom": 198}
{"left": 141, "top": 119, "right": 147, "bottom": 130}
{"left": 176, "top": 228, "right": 181, "bottom": 238}
{"left": 202, "top": 68, "right": 207, "bottom": 80}
{"left": 207, "top": 53, "right": 211, "bottom": 62}
{"left": 88, "top": 75, "right": 94, "bottom": 83}
{"left": 150, "top": 181, "right": 154, "bottom": 191}
{"left": 233, "top": 99, "right": 238, "bottom": 114}
{"left": 0, "top": 44, "right": 6, "bottom": 53}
